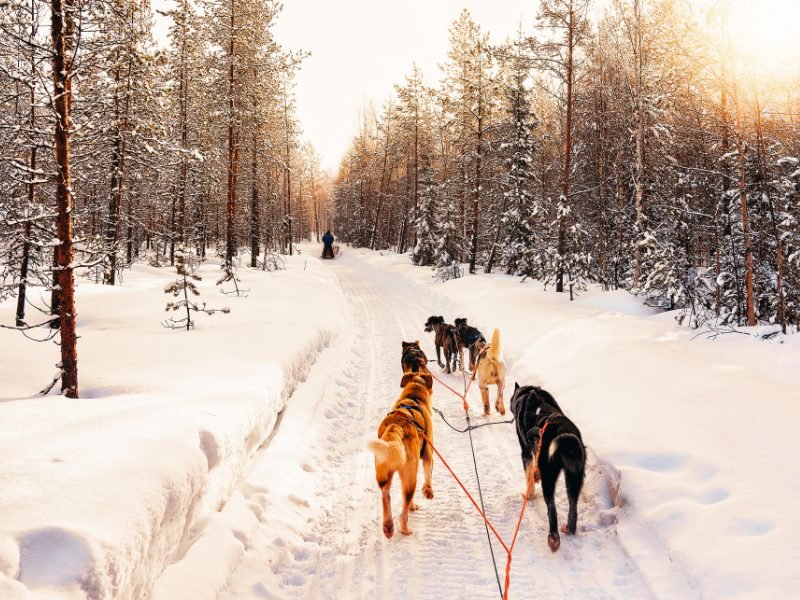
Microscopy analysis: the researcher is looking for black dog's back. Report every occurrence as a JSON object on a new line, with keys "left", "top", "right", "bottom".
{"left": 510, "top": 385, "right": 563, "bottom": 449}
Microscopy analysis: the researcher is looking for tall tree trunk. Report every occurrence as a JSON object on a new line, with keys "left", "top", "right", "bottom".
{"left": 225, "top": 4, "right": 237, "bottom": 267}
{"left": 17, "top": 28, "right": 37, "bottom": 325}
{"left": 469, "top": 48, "right": 483, "bottom": 275}
{"left": 51, "top": 0, "right": 78, "bottom": 397}
{"left": 556, "top": 0, "right": 575, "bottom": 293}
{"left": 250, "top": 132, "right": 259, "bottom": 267}
{"left": 283, "top": 77, "right": 293, "bottom": 255}
{"left": 734, "top": 86, "right": 755, "bottom": 326}
{"left": 632, "top": 0, "right": 646, "bottom": 288}
{"left": 178, "top": 3, "right": 188, "bottom": 249}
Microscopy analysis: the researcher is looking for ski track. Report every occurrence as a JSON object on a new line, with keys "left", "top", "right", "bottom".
{"left": 216, "top": 251, "right": 666, "bottom": 600}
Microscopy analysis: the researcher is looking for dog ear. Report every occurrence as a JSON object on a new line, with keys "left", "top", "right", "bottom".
{"left": 400, "top": 372, "right": 414, "bottom": 388}
{"left": 515, "top": 382, "right": 520, "bottom": 390}
{"left": 402, "top": 341, "right": 410, "bottom": 348}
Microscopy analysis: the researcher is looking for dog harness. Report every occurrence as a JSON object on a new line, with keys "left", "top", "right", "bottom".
{"left": 390, "top": 402, "right": 428, "bottom": 456}
{"left": 532, "top": 415, "right": 555, "bottom": 483}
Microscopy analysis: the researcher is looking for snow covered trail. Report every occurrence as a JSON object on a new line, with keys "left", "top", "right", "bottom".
{"left": 172, "top": 250, "right": 669, "bottom": 600}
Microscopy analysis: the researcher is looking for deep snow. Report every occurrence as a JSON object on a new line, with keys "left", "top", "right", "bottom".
{"left": 1, "top": 246, "right": 799, "bottom": 599}
{"left": 0, "top": 253, "right": 346, "bottom": 599}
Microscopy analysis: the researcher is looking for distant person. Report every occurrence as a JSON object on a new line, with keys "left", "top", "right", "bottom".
{"left": 322, "top": 230, "right": 335, "bottom": 259}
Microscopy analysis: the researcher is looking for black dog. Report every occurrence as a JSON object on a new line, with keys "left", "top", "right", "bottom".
{"left": 401, "top": 341, "right": 428, "bottom": 375}
{"left": 453, "top": 318, "right": 486, "bottom": 372}
{"left": 424, "top": 316, "right": 459, "bottom": 373}
{"left": 510, "top": 383, "right": 585, "bottom": 552}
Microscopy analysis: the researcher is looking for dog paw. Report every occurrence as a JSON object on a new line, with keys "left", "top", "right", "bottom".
{"left": 547, "top": 533, "right": 561, "bottom": 552}
{"left": 561, "top": 524, "right": 577, "bottom": 535}
{"left": 410, "top": 502, "right": 420, "bottom": 511}
{"left": 400, "top": 526, "right": 413, "bottom": 536}
{"left": 422, "top": 485, "right": 434, "bottom": 500}
{"left": 496, "top": 403, "right": 505, "bottom": 415}
{"left": 383, "top": 520, "right": 394, "bottom": 539}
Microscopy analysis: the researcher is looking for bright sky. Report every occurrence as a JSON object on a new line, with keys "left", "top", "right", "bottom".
{"left": 272, "top": 1, "right": 534, "bottom": 172}
{"left": 153, "top": 0, "right": 799, "bottom": 173}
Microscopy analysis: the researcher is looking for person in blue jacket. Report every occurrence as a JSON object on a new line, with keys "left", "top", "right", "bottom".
{"left": 322, "top": 230, "right": 335, "bottom": 259}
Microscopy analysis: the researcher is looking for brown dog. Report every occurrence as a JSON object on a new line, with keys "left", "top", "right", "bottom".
{"left": 368, "top": 370, "right": 434, "bottom": 538}
{"left": 476, "top": 328, "right": 506, "bottom": 415}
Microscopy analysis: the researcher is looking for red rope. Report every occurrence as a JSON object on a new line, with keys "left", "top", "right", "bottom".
{"left": 419, "top": 429, "right": 509, "bottom": 554}
{"left": 429, "top": 366, "right": 479, "bottom": 412}
{"left": 422, "top": 349, "right": 533, "bottom": 599}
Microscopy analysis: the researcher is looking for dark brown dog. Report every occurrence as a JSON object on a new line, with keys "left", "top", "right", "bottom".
{"left": 424, "top": 316, "right": 459, "bottom": 373}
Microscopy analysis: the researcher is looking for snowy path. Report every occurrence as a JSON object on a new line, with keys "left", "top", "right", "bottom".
{"left": 203, "top": 251, "right": 668, "bottom": 600}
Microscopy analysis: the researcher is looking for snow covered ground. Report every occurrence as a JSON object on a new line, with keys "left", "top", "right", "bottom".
{"left": 2, "top": 246, "right": 798, "bottom": 599}
{"left": 0, "top": 252, "right": 346, "bottom": 599}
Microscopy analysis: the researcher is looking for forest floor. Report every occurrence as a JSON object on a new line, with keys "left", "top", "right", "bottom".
{"left": 1, "top": 245, "right": 798, "bottom": 599}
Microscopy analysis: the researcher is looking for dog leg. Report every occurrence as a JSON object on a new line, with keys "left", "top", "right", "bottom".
{"left": 422, "top": 443, "right": 434, "bottom": 500}
{"left": 542, "top": 474, "right": 560, "bottom": 552}
{"left": 379, "top": 472, "right": 395, "bottom": 539}
{"left": 564, "top": 468, "right": 585, "bottom": 535}
{"left": 436, "top": 343, "right": 443, "bottom": 369}
{"left": 495, "top": 385, "right": 505, "bottom": 416}
{"left": 400, "top": 461, "right": 418, "bottom": 535}
{"left": 480, "top": 386, "right": 490, "bottom": 415}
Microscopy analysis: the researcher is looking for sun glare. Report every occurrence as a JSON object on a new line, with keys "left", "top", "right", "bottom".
{"left": 726, "top": 0, "right": 800, "bottom": 77}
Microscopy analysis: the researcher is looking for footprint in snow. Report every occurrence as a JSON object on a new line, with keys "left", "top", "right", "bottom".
{"left": 288, "top": 494, "right": 310, "bottom": 507}
{"left": 730, "top": 517, "right": 774, "bottom": 536}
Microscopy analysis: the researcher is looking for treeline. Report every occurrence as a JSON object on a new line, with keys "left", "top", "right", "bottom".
{"left": 0, "top": 0, "right": 328, "bottom": 396}
{"left": 332, "top": 1, "right": 800, "bottom": 332}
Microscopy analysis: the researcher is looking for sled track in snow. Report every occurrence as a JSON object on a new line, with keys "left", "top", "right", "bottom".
{"left": 216, "top": 251, "right": 682, "bottom": 599}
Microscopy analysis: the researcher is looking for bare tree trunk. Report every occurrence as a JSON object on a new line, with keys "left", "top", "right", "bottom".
{"left": 17, "top": 28, "right": 37, "bottom": 325}
{"left": 51, "top": 0, "right": 78, "bottom": 397}
{"left": 734, "top": 86, "right": 755, "bottom": 326}
{"left": 469, "top": 48, "right": 483, "bottom": 275}
{"left": 283, "top": 77, "right": 293, "bottom": 255}
{"left": 250, "top": 132, "right": 259, "bottom": 267}
{"left": 556, "top": 0, "right": 575, "bottom": 293}
{"left": 632, "top": 0, "right": 646, "bottom": 288}
{"left": 105, "top": 65, "right": 123, "bottom": 284}
{"left": 225, "top": 4, "right": 237, "bottom": 267}
{"left": 16, "top": 221, "right": 32, "bottom": 326}
{"left": 412, "top": 101, "right": 419, "bottom": 249}
{"left": 178, "top": 2, "right": 188, "bottom": 249}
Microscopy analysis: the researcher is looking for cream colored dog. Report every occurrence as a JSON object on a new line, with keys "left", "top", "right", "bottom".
{"left": 477, "top": 328, "right": 506, "bottom": 415}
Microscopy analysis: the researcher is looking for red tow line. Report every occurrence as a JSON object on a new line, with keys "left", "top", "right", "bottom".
{"left": 417, "top": 359, "right": 535, "bottom": 600}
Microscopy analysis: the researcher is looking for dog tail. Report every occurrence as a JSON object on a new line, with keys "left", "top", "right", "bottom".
{"left": 549, "top": 433, "right": 584, "bottom": 471}
{"left": 487, "top": 328, "right": 502, "bottom": 360}
{"left": 368, "top": 425, "right": 406, "bottom": 470}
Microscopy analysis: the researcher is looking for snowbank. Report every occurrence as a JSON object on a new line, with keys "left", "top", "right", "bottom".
{"left": 351, "top": 248, "right": 800, "bottom": 599}
{"left": 0, "top": 248, "right": 346, "bottom": 599}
